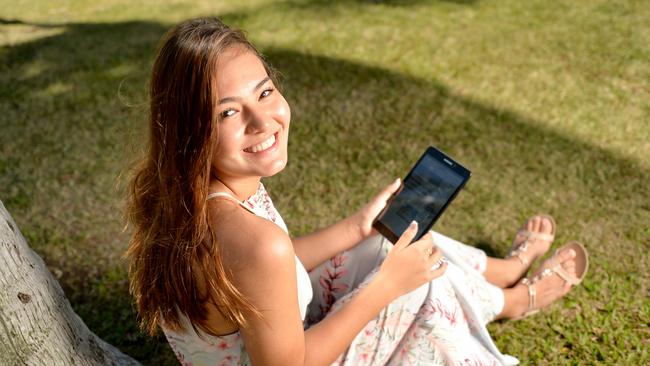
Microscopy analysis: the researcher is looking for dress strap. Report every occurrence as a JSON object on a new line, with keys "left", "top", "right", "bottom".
{"left": 207, "top": 191, "right": 256, "bottom": 214}
{"left": 207, "top": 191, "right": 240, "bottom": 202}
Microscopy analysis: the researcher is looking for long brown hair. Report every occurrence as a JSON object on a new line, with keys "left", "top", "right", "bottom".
{"left": 125, "top": 17, "right": 269, "bottom": 336}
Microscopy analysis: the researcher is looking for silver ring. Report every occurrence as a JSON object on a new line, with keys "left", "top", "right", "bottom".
{"left": 430, "top": 257, "right": 447, "bottom": 271}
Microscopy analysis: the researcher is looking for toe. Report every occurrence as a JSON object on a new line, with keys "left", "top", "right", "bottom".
{"left": 540, "top": 216, "right": 553, "bottom": 234}
{"left": 532, "top": 216, "right": 542, "bottom": 232}
{"left": 525, "top": 217, "right": 535, "bottom": 232}
{"left": 557, "top": 248, "right": 577, "bottom": 263}
{"left": 564, "top": 263, "right": 577, "bottom": 277}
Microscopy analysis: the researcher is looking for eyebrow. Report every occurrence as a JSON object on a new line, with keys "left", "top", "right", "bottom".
{"left": 217, "top": 76, "right": 271, "bottom": 105}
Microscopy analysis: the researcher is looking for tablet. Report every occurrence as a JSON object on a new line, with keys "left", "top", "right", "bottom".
{"left": 372, "top": 146, "right": 471, "bottom": 244}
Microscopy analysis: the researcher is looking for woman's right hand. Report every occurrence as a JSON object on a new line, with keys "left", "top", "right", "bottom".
{"left": 376, "top": 221, "right": 447, "bottom": 300}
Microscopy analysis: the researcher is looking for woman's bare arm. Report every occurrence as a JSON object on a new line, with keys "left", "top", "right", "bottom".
{"left": 292, "top": 215, "right": 363, "bottom": 271}
{"left": 293, "top": 179, "right": 402, "bottom": 271}
{"left": 218, "top": 212, "right": 306, "bottom": 365}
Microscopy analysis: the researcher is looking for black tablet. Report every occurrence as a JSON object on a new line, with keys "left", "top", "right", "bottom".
{"left": 372, "top": 146, "right": 471, "bottom": 244}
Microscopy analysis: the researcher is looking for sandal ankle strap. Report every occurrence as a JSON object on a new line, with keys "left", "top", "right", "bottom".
{"left": 513, "top": 251, "right": 530, "bottom": 267}
{"left": 519, "top": 277, "right": 538, "bottom": 317}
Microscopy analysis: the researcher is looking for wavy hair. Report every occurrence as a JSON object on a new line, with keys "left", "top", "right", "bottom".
{"left": 125, "top": 17, "right": 271, "bottom": 336}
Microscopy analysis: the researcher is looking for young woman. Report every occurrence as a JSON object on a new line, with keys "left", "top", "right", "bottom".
{"left": 126, "top": 17, "right": 588, "bottom": 366}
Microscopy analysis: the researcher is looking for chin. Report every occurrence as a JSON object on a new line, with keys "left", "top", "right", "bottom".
{"left": 261, "top": 159, "right": 288, "bottom": 178}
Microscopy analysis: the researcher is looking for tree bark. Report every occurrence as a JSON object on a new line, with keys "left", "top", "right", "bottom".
{"left": 0, "top": 200, "right": 141, "bottom": 365}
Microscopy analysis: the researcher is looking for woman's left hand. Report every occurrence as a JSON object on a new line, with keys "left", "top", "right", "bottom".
{"left": 351, "top": 178, "right": 402, "bottom": 239}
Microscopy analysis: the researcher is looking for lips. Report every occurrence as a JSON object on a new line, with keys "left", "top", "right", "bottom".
{"left": 243, "top": 133, "right": 277, "bottom": 153}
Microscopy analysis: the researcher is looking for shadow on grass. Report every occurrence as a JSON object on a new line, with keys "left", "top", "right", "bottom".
{"left": 1, "top": 18, "right": 61, "bottom": 26}
{"left": 0, "top": 19, "right": 176, "bottom": 365}
{"left": 1, "top": 14, "right": 647, "bottom": 365}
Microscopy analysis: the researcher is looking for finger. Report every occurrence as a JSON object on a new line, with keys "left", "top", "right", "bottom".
{"left": 386, "top": 177, "right": 401, "bottom": 193}
{"left": 429, "top": 256, "right": 447, "bottom": 271}
{"left": 394, "top": 221, "right": 418, "bottom": 250}
{"left": 376, "top": 178, "right": 401, "bottom": 203}
{"left": 427, "top": 249, "right": 444, "bottom": 264}
{"left": 428, "top": 261, "right": 448, "bottom": 279}
{"left": 410, "top": 231, "right": 434, "bottom": 252}
{"left": 413, "top": 231, "right": 436, "bottom": 253}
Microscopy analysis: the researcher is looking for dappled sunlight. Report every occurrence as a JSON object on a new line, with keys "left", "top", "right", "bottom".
{"left": 35, "top": 81, "right": 72, "bottom": 97}
{"left": 18, "top": 59, "right": 51, "bottom": 80}
{"left": 106, "top": 63, "right": 137, "bottom": 78}
{"left": 0, "top": 21, "right": 67, "bottom": 47}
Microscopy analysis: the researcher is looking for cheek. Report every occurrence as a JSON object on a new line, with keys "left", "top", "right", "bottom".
{"left": 214, "top": 125, "right": 242, "bottom": 158}
{"left": 275, "top": 96, "right": 291, "bottom": 126}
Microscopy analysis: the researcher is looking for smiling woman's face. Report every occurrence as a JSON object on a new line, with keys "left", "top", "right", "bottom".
{"left": 211, "top": 46, "right": 291, "bottom": 182}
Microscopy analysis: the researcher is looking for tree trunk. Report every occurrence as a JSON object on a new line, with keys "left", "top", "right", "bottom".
{"left": 0, "top": 200, "right": 141, "bottom": 365}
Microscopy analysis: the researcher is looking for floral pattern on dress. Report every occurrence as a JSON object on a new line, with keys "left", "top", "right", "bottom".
{"left": 306, "top": 252, "right": 350, "bottom": 325}
{"left": 307, "top": 234, "right": 512, "bottom": 365}
{"left": 244, "top": 183, "right": 278, "bottom": 223}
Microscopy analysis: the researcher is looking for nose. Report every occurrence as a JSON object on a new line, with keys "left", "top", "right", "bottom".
{"left": 244, "top": 105, "right": 271, "bottom": 134}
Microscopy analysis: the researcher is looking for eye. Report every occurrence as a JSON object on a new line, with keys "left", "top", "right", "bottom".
{"left": 260, "top": 88, "right": 274, "bottom": 99}
{"left": 220, "top": 109, "right": 236, "bottom": 119}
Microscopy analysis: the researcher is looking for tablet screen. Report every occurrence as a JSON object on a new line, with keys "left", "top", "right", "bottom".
{"left": 378, "top": 154, "right": 465, "bottom": 240}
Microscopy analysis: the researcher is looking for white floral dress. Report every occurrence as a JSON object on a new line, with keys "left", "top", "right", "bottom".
{"left": 162, "top": 183, "right": 518, "bottom": 365}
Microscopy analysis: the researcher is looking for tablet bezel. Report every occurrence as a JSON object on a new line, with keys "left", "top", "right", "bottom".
{"left": 372, "top": 146, "right": 471, "bottom": 244}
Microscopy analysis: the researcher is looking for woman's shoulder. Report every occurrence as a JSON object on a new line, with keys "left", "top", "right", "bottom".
{"left": 208, "top": 200, "right": 294, "bottom": 264}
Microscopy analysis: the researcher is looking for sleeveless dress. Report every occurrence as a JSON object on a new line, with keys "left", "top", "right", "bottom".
{"left": 162, "top": 183, "right": 519, "bottom": 366}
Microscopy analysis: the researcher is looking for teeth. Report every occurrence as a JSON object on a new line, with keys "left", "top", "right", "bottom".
{"left": 245, "top": 134, "right": 276, "bottom": 153}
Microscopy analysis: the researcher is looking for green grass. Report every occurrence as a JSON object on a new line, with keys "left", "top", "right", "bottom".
{"left": 1, "top": 0, "right": 648, "bottom": 364}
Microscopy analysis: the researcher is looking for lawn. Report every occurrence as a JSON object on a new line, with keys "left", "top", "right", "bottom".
{"left": 1, "top": 0, "right": 648, "bottom": 364}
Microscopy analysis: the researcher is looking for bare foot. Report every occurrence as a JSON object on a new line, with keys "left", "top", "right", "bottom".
{"left": 507, "top": 247, "right": 578, "bottom": 319}
{"left": 505, "top": 214, "right": 556, "bottom": 284}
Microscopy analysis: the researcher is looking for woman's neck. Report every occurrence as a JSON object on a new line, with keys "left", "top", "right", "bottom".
{"left": 210, "top": 176, "right": 261, "bottom": 201}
